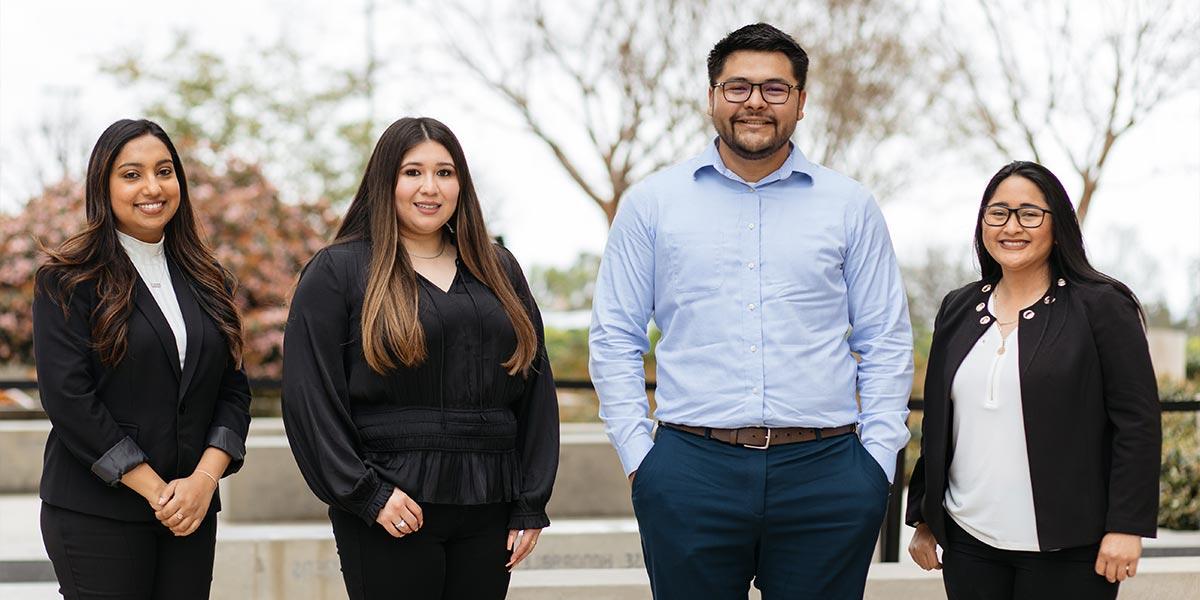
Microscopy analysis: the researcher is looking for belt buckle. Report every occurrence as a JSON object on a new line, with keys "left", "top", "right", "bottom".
{"left": 743, "top": 427, "right": 771, "bottom": 450}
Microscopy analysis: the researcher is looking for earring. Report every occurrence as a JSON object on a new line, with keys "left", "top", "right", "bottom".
{"left": 445, "top": 222, "right": 456, "bottom": 235}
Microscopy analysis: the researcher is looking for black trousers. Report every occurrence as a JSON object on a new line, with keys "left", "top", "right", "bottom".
{"left": 40, "top": 502, "right": 217, "bottom": 600}
{"left": 329, "top": 502, "right": 512, "bottom": 600}
{"left": 942, "top": 517, "right": 1118, "bottom": 600}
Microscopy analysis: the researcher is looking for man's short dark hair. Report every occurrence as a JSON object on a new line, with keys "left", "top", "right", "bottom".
{"left": 707, "top": 23, "right": 809, "bottom": 89}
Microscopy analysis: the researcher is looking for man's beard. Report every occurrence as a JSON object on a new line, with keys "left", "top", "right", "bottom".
{"left": 715, "top": 118, "right": 791, "bottom": 160}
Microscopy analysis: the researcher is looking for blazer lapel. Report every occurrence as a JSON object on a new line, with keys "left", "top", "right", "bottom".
{"left": 940, "top": 284, "right": 994, "bottom": 399}
{"left": 1018, "top": 282, "right": 1061, "bottom": 377}
{"left": 169, "top": 259, "right": 205, "bottom": 401}
{"left": 133, "top": 279, "right": 182, "bottom": 380}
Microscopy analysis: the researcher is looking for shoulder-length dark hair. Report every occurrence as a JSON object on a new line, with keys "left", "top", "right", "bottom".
{"left": 37, "top": 119, "right": 244, "bottom": 367}
{"left": 974, "top": 160, "right": 1142, "bottom": 317}
{"left": 333, "top": 116, "right": 537, "bottom": 376}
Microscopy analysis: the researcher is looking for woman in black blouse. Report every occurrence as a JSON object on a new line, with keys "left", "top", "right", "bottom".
{"left": 282, "top": 116, "right": 559, "bottom": 600}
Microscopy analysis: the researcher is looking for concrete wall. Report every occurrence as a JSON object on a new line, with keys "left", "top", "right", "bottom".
{"left": 219, "top": 421, "right": 633, "bottom": 522}
{"left": 1148, "top": 327, "right": 1188, "bottom": 384}
{"left": 0, "top": 421, "right": 47, "bottom": 493}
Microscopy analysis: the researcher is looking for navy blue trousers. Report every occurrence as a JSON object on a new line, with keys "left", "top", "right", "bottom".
{"left": 631, "top": 427, "right": 890, "bottom": 600}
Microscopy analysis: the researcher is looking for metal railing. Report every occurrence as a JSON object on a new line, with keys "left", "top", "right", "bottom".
{"left": 3, "top": 378, "right": 1197, "bottom": 562}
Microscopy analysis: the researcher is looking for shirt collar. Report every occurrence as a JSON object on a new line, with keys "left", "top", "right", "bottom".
{"left": 117, "top": 230, "right": 166, "bottom": 261}
{"left": 692, "top": 137, "right": 813, "bottom": 186}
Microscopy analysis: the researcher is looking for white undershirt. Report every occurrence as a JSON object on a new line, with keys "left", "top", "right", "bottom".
{"left": 117, "top": 231, "right": 186, "bottom": 370}
{"left": 944, "top": 294, "right": 1040, "bottom": 551}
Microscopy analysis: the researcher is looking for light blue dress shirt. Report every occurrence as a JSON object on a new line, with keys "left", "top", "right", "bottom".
{"left": 589, "top": 140, "right": 913, "bottom": 482}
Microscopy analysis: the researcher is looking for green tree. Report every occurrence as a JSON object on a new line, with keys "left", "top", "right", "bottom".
{"left": 527, "top": 252, "right": 602, "bottom": 311}
{"left": 103, "top": 34, "right": 379, "bottom": 205}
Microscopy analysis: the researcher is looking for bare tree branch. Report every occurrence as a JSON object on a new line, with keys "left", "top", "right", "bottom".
{"left": 941, "top": 0, "right": 1200, "bottom": 222}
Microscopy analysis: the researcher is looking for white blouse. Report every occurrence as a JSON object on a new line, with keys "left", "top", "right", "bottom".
{"left": 117, "top": 231, "right": 187, "bottom": 370}
{"left": 944, "top": 294, "right": 1040, "bottom": 551}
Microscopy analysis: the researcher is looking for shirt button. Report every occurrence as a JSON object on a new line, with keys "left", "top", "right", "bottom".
{"left": 748, "top": 303, "right": 756, "bottom": 311}
{"left": 752, "top": 387, "right": 760, "bottom": 395}
{"left": 747, "top": 261, "right": 756, "bottom": 270}
{"left": 750, "top": 345, "right": 758, "bottom": 353}
{"left": 748, "top": 223, "right": 756, "bottom": 230}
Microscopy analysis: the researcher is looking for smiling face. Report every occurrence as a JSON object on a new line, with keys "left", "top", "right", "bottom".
{"left": 981, "top": 175, "right": 1055, "bottom": 275}
{"left": 393, "top": 140, "right": 461, "bottom": 239}
{"left": 708, "top": 50, "right": 806, "bottom": 162}
{"left": 108, "top": 134, "right": 180, "bottom": 243}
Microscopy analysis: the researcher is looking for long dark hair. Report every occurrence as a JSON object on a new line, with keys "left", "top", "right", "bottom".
{"left": 974, "top": 160, "right": 1143, "bottom": 319}
{"left": 333, "top": 117, "right": 538, "bottom": 376}
{"left": 37, "top": 119, "right": 244, "bottom": 367}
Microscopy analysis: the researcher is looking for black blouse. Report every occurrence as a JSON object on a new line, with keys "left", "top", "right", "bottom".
{"left": 282, "top": 239, "right": 559, "bottom": 530}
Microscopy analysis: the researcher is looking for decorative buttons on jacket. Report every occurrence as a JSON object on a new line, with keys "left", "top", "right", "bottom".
{"left": 1023, "top": 310, "right": 1035, "bottom": 320}
{"left": 1057, "top": 278, "right": 1067, "bottom": 287}
{"left": 1043, "top": 296, "right": 1051, "bottom": 304}
{"left": 981, "top": 284, "right": 993, "bottom": 292}
{"left": 975, "top": 302, "right": 985, "bottom": 312}
{"left": 980, "top": 316, "right": 991, "bottom": 325}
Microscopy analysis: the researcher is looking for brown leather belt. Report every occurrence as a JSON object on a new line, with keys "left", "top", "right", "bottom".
{"left": 660, "top": 422, "right": 857, "bottom": 450}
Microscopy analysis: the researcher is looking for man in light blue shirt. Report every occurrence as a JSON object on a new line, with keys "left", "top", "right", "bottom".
{"left": 589, "top": 23, "right": 913, "bottom": 599}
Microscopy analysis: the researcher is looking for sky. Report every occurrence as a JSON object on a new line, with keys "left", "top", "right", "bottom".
{"left": 2, "top": 0, "right": 1197, "bottom": 315}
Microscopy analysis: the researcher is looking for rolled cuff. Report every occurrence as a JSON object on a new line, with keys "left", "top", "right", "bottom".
{"left": 92, "top": 436, "right": 149, "bottom": 486}
{"left": 206, "top": 425, "right": 247, "bottom": 474}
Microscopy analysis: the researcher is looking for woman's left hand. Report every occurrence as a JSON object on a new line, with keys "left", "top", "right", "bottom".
{"left": 1095, "top": 532, "right": 1142, "bottom": 583}
{"left": 506, "top": 528, "right": 542, "bottom": 571}
{"left": 154, "top": 472, "right": 218, "bottom": 536}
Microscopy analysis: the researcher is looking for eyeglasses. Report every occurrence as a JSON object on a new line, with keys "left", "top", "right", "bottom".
{"left": 982, "top": 204, "right": 1052, "bottom": 228}
{"left": 712, "top": 80, "right": 798, "bottom": 105}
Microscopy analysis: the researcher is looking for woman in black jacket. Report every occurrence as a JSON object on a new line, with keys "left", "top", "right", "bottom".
{"left": 282, "top": 116, "right": 559, "bottom": 600}
{"left": 32, "top": 119, "right": 251, "bottom": 599}
{"left": 905, "top": 161, "right": 1161, "bottom": 599}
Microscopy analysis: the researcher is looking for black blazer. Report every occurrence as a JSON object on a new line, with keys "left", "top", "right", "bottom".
{"left": 906, "top": 277, "right": 1160, "bottom": 550}
{"left": 32, "top": 259, "right": 251, "bottom": 522}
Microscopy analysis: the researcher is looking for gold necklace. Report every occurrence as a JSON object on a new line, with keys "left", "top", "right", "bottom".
{"left": 995, "top": 318, "right": 1018, "bottom": 355}
{"left": 408, "top": 240, "right": 446, "bottom": 260}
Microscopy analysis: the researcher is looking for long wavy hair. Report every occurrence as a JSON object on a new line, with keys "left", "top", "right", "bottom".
{"left": 37, "top": 119, "right": 244, "bottom": 367}
{"left": 333, "top": 117, "right": 537, "bottom": 376}
{"left": 974, "top": 160, "right": 1143, "bottom": 319}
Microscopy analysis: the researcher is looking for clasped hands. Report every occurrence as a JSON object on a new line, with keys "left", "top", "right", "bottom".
{"left": 374, "top": 487, "right": 542, "bottom": 571}
{"left": 145, "top": 470, "right": 218, "bottom": 537}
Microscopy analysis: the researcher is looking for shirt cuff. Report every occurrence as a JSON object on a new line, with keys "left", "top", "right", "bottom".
{"left": 360, "top": 480, "right": 393, "bottom": 525}
{"left": 863, "top": 441, "right": 898, "bottom": 485}
{"left": 615, "top": 432, "right": 656, "bottom": 477}
{"left": 508, "top": 509, "right": 551, "bottom": 531}
{"left": 92, "top": 436, "right": 149, "bottom": 486}
{"left": 206, "top": 426, "right": 247, "bottom": 463}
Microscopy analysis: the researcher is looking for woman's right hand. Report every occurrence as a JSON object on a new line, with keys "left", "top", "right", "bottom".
{"left": 908, "top": 522, "right": 942, "bottom": 570}
{"left": 375, "top": 487, "right": 425, "bottom": 538}
{"left": 120, "top": 463, "right": 167, "bottom": 511}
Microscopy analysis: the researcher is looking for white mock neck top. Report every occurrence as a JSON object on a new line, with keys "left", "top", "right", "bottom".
{"left": 117, "top": 230, "right": 186, "bottom": 370}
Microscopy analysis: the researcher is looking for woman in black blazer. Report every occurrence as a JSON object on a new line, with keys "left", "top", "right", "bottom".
{"left": 282, "top": 117, "right": 558, "bottom": 600}
{"left": 32, "top": 119, "right": 251, "bottom": 599}
{"left": 905, "top": 161, "right": 1161, "bottom": 599}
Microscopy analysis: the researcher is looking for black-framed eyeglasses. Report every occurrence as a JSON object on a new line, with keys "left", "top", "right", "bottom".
{"left": 982, "top": 204, "right": 1052, "bottom": 228}
{"left": 712, "top": 80, "right": 798, "bottom": 104}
